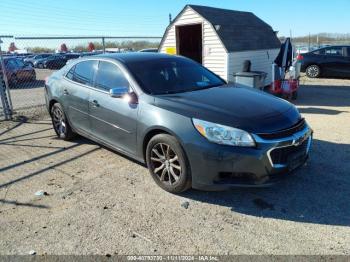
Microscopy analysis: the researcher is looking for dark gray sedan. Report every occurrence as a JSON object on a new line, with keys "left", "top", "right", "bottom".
{"left": 45, "top": 53, "right": 312, "bottom": 193}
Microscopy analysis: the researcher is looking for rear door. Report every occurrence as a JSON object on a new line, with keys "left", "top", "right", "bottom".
{"left": 322, "top": 47, "right": 348, "bottom": 76}
{"left": 62, "top": 60, "right": 98, "bottom": 133}
{"left": 89, "top": 60, "right": 138, "bottom": 154}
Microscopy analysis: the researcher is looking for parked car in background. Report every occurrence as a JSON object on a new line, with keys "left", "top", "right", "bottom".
{"left": 299, "top": 45, "right": 350, "bottom": 78}
{"left": 78, "top": 51, "right": 103, "bottom": 58}
{"left": 43, "top": 53, "right": 81, "bottom": 69}
{"left": 0, "top": 57, "right": 36, "bottom": 87}
{"left": 24, "top": 53, "right": 53, "bottom": 67}
{"left": 45, "top": 53, "right": 312, "bottom": 193}
{"left": 33, "top": 55, "right": 60, "bottom": 69}
{"left": 138, "top": 48, "right": 158, "bottom": 53}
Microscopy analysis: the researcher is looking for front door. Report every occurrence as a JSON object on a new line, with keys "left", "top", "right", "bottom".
{"left": 176, "top": 24, "right": 203, "bottom": 64}
{"left": 62, "top": 60, "right": 98, "bottom": 133}
{"left": 89, "top": 61, "right": 138, "bottom": 155}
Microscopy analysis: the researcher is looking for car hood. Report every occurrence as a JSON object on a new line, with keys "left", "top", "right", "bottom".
{"left": 154, "top": 85, "right": 301, "bottom": 134}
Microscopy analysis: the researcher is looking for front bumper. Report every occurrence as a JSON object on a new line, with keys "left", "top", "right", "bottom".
{"left": 185, "top": 125, "right": 313, "bottom": 190}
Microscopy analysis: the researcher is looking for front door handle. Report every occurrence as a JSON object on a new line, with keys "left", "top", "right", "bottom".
{"left": 63, "top": 89, "right": 69, "bottom": 95}
{"left": 90, "top": 100, "right": 99, "bottom": 107}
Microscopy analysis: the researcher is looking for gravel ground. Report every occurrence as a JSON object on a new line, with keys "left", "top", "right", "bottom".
{"left": 0, "top": 77, "right": 349, "bottom": 255}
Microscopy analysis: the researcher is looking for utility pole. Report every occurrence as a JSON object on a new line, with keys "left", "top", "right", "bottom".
{"left": 0, "top": 37, "right": 13, "bottom": 120}
{"left": 102, "top": 37, "right": 106, "bottom": 53}
{"left": 308, "top": 32, "right": 311, "bottom": 52}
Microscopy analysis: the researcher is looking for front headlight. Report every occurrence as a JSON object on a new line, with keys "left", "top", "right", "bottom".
{"left": 192, "top": 118, "right": 256, "bottom": 147}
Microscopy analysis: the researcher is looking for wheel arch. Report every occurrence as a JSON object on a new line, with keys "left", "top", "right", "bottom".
{"left": 48, "top": 99, "right": 59, "bottom": 113}
{"left": 141, "top": 127, "right": 185, "bottom": 163}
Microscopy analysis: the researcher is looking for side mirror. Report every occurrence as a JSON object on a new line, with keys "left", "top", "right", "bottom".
{"left": 109, "top": 87, "right": 129, "bottom": 98}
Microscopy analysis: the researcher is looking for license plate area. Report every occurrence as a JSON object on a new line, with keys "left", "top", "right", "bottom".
{"left": 287, "top": 150, "right": 307, "bottom": 171}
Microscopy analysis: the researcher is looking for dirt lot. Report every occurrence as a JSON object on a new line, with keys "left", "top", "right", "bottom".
{"left": 8, "top": 69, "right": 53, "bottom": 111}
{"left": 0, "top": 77, "right": 350, "bottom": 255}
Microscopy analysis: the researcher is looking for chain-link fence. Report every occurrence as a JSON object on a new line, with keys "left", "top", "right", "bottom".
{"left": 0, "top": 35, "right": 161, "bottom": 122}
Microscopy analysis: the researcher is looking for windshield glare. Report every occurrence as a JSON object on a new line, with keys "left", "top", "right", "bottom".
{"left": 126, "top": 58, "right": 225, "bottom": 95}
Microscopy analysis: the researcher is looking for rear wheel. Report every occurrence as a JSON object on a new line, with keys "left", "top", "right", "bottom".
{"left": 306, "top": 65, "right": 321, "bottom": 78}
{"left": 146, "top": 134, "right": 191, "bottom": 193}
{"left": 51, "top": 103, "right": 75, "bottom": 141}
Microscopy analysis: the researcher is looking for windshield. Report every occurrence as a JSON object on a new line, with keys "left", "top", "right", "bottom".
{"left": 125, "top": 57, "right": 225, "bottom": 95}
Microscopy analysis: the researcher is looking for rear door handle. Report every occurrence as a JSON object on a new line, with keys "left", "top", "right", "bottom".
{"left": 90, "top": 100, "right": 99, "bottom": 107}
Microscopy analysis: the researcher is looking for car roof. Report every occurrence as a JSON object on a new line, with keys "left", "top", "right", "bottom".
{"left": 317, "top": 45, "right": 350, "bottom": 49}
{"left": 93, "top": 52, "right": 179, "bottom": 64}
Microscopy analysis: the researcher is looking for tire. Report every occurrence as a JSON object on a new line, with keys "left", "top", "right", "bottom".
{"left": 146, "top": 134, "right": 192, "bottom": 193}
{"left": 306, "top": 65, "right": 321, "bottom": 78}
{"left": 9, "top": 74, "right": 18, "bottom": 88}
{"left": 50, "top": 103, "right": 75, "bottom": 141}
{"left": 30, "top": 72, "right": 36, "bottom": 82}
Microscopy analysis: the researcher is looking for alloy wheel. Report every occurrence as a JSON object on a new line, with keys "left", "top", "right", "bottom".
{"left": 52, "top": 106, "right": 66, "bottom": 138}
{"left": 150, "top": 143, "right": 182, "bottom": 185}
{"left": 306, "top": 65, "right": 320, "bottom": 78}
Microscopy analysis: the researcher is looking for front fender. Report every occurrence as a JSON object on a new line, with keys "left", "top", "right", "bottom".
{"left": 136, "top": 101, "right": 195, "bottom": 160}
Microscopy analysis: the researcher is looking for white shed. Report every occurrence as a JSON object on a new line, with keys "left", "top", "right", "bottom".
{"left": 159, "top": 5, "right": 281, "bottom": 85}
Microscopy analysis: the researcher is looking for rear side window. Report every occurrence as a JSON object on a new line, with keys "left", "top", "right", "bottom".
{"left": 94, "top": 61, "right": 129, "bottom": 91}
{"left": 72, "top": 60, "right": 98, "bottom": 86}
{"left": 325, "top": 47, "right": 343, "bottom": 56}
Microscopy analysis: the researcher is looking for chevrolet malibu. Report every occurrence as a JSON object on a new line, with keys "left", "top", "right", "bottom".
{"left": 45, "top": 53, "right": 312, "bottom": 193}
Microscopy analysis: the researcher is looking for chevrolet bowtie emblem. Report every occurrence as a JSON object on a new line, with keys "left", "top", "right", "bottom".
{"left": 293, "top": 133, "right": 308, "bottom": 146}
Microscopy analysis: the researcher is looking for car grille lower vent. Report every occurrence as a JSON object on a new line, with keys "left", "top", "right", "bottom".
{"left": 270, "top": 139, "right": 309, "bottom": 165}
{"left": 257, "top": 119, "right": 306, "bottom": 140}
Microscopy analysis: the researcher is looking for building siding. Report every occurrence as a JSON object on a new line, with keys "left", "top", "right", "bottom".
{"left": 159, "top": 7, "right": 228, "bottom": 80}
{"left": 227, "top": 49, "right": 280, "bottom": 86}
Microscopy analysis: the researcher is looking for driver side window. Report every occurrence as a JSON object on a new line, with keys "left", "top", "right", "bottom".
{"left": 94, "top": 61, "right": 129, "bottom": 91}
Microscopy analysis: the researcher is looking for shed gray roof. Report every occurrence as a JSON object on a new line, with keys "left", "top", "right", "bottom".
{"left": 165, "top": 5, "right": 281, "bottom": 52}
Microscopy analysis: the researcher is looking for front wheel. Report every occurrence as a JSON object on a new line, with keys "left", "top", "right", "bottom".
{"left": 306, "top": 65, "right": 321, "bottom": 78}
{"left": 146, "top": 134, "right": 192, "bottom": 193}
{"left": 9, "top": 74, "right": 19, "bottom": 88}
{"left": 30, "top": 72, "right": 36, "bottom": 82}
{"left": 51, "top": 103, "right": 75, "bottom": 141}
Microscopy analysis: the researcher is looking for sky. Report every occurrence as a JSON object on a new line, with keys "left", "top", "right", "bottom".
{"left": 0, "top": 0, "right": 349, "bottom": 49}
